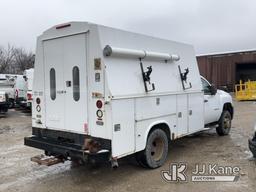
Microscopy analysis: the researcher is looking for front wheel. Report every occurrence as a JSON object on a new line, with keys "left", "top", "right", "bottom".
{"left": 216, "top": 110, "right": 232, "bottom": 136}
{"left": 136, "top": 129, "right": 169, "bottom": 169}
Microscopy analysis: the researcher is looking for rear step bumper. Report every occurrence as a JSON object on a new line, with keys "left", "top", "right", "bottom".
{"left": 24, "top": 127, "right": 111, "bottom": 162}
{"left": 24, "top": 135, "right": 110, "bottom": 163}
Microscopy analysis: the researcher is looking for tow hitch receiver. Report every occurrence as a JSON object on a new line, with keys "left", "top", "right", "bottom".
{"left": 31, "top": 155, "right": 64, "bottom": 166}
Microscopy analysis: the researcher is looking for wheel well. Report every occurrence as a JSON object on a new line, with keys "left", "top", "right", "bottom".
{"left": 223, "top": 103, "right": 234, "bottom": 119}
{"left": 148, "top": 123, "right": 171, "bottom": 141}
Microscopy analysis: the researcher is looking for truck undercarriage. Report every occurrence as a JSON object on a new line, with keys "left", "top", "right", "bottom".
{"left": 24, "top": 128, "right": 111, "bottom": 164}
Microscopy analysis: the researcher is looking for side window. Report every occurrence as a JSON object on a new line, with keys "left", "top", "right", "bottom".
{"left": 50, "top": 68, "right": 56, "bottom": 100}
{"left": 201, "top": 78, "right": 211, "bottom": 94}
{"left": 72, "top": 66, "right": 80, "bottom": 101}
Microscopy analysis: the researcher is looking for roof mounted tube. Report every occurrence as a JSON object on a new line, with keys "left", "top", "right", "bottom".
{"left": 103, "top": 45, "right": 180, "bottom": 62}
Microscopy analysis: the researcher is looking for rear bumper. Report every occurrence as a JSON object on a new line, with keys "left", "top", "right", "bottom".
{"left": 0, "top": 102, "right": 9, "bottom": 107}
{"left": 16, "top": 97, "right": 26, "bottom": 103}
{"left": 24, "top": 127, "right": 111, "bottom": 163}
{"left": 19, "top": 101, "right": 31, "bottom": 108}
{"left": 0, "top": 102, "right": 9, "bottom": 112}
{"left": 249, "top": 133, "right": 256, "bottom": 157}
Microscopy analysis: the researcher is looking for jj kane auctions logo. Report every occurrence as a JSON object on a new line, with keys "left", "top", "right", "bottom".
{"left": 161, "top": 163, "right": 240, "bottom": 182}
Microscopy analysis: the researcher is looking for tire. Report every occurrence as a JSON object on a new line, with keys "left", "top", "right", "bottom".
{"left": 9, "top": 99, "right": 15, "bottom": 108}
{"left": 136, "top": 129, "right": 169, "bottom": 169}
{"left": 216, "top": 110, "right": 232, "bottom": 136}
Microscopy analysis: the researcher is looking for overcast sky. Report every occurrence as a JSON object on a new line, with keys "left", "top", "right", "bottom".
{"left": 0, "top": 0, "right": 255, "bottom": 54}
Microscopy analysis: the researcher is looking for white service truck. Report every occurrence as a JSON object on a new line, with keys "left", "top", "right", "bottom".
{"left": 0, "top": 74, "right": 16, "bottom": 110}
{"left": 25, "top": 22, "right": 234, "bottom": 168}
{"left": 0, "top": 91, "right": 9, "bottom": 113}
{"left": 0, "top": 74, "right": 27, "bottom": 108}
{"left": 14, "top": 75, "right": 27, "bottom": 107}
{"left": 21, "top": 68, "right": 34, "bottom": 109}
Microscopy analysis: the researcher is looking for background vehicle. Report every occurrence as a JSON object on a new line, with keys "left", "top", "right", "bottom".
{"left": 14, "top": 75, "right": 27, "bottom": 107}
{"left": 249, "top": 125, "right": 256, "bottom": 158}
{"left": 0, "top": 74, "right": 16, "bottom": 108}
{"left": 20, "top": 68, "right": 34, "bottom": 109}
{"left": 0, "top": 91, "right": 9, "bottom": 113}
{"left": 25, "top": 22, "right": 233, "bottom": 168}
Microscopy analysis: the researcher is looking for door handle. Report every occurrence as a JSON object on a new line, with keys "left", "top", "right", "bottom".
{"left": 204, "top": 99, "right": 208, "bottom": 103}
{"left": 57, "top": 90, "right": 66, "bottom": 94}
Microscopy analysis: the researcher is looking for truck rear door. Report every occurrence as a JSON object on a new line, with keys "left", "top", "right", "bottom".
{"left": 43, "top": 33, "right": 88, "bottom": 133}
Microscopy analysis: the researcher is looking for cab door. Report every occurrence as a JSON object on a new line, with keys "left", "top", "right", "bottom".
{"left": 201, "top": 77, "right": 221, "bottom": 125}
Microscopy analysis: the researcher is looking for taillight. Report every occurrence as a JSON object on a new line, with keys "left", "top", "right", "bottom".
{"left": 96, "top": 100, "right": 103, "bottom": 108}
{"left": 27, "top": 93, "right": 32, "bottom": 100}
{"left": 36, "top": 98, "right": 41, "bottom": 104}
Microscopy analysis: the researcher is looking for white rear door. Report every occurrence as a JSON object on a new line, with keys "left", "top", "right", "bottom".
{"left": 44, "top": 33, "right": 88, "bottom": 133}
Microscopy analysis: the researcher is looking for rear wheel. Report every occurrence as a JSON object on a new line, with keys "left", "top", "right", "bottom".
{"left": 9, "top": 99, "right": 15, "bottom": 108}
{"left": 136, "top": 129, "right": 168, "bottom": 168}
{"left": 216, "top": 110, "right": 232, "bottom": 136}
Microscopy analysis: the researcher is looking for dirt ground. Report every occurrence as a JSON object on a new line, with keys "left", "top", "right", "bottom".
{"left": 0, "top": 100, "right": 256, "bottom": 192}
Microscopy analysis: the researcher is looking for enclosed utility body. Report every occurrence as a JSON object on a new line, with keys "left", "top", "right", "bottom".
{"left": 25, "top": 22, "right": 233, "bottom": 168}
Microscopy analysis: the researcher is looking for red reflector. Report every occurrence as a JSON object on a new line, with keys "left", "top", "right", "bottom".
{"left": 96, "top": 100, "right": 103, "bottom": 108}
{"left": 27, "top": 93, "right": 33, "bottom": 100}
{"left": 56, "top": 23, "right": 71, "bottom": 29}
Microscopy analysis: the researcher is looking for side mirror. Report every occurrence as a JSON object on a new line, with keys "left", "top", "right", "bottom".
{"left": 209, "top": 84, "right": 217, "bottom": 95}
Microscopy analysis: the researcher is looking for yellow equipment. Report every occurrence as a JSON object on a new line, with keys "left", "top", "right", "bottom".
{"left": 235, "top": 80, "right": 256, "bottom": 101}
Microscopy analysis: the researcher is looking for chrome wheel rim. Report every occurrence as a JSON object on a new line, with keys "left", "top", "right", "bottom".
{"left": 150, "top": 137, "right": 164, "bottom": 161}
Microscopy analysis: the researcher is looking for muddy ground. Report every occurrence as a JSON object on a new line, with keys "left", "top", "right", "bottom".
{"left": 0, "top": 100, "right": 256, "bottom": 192}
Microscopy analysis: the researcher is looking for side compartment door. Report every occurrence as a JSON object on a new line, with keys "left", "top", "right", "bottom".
{"left": 111, "top": 99, "right": 135, "bottom": 157}
{"left": 177, "top": 94, "right": 188, "bottom": 136}
{"left": 188, "top": 93, "right": 204, "bottom": 132}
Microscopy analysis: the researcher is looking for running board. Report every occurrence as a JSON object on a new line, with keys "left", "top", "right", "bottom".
{"left": 31, "top": 155, "right": 64, "bottom": 166}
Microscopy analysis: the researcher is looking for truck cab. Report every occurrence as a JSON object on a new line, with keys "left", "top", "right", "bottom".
{"left": 201, "top": 76, "right": 233, "bottom": 135}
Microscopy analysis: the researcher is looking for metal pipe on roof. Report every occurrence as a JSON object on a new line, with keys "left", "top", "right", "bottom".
{"left": 103, "top": 45, "right": 180, "bottom": 62}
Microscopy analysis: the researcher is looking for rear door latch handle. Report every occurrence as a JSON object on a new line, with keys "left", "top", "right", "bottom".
{"left": 204, "top": 99, "right": 208, "bottom": 103}
{"left": 57, "top": 90, "right": 66, "bottom": 94}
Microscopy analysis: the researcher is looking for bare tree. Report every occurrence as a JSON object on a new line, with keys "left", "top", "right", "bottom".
{"left": 0, "top": 44, "right": 15, "bottom": 73}
{"left": 13, "top": 48, "right": 35, "bottom": 73}
{"left": 0, "top": 44, "right": 34, "bottom": 74}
